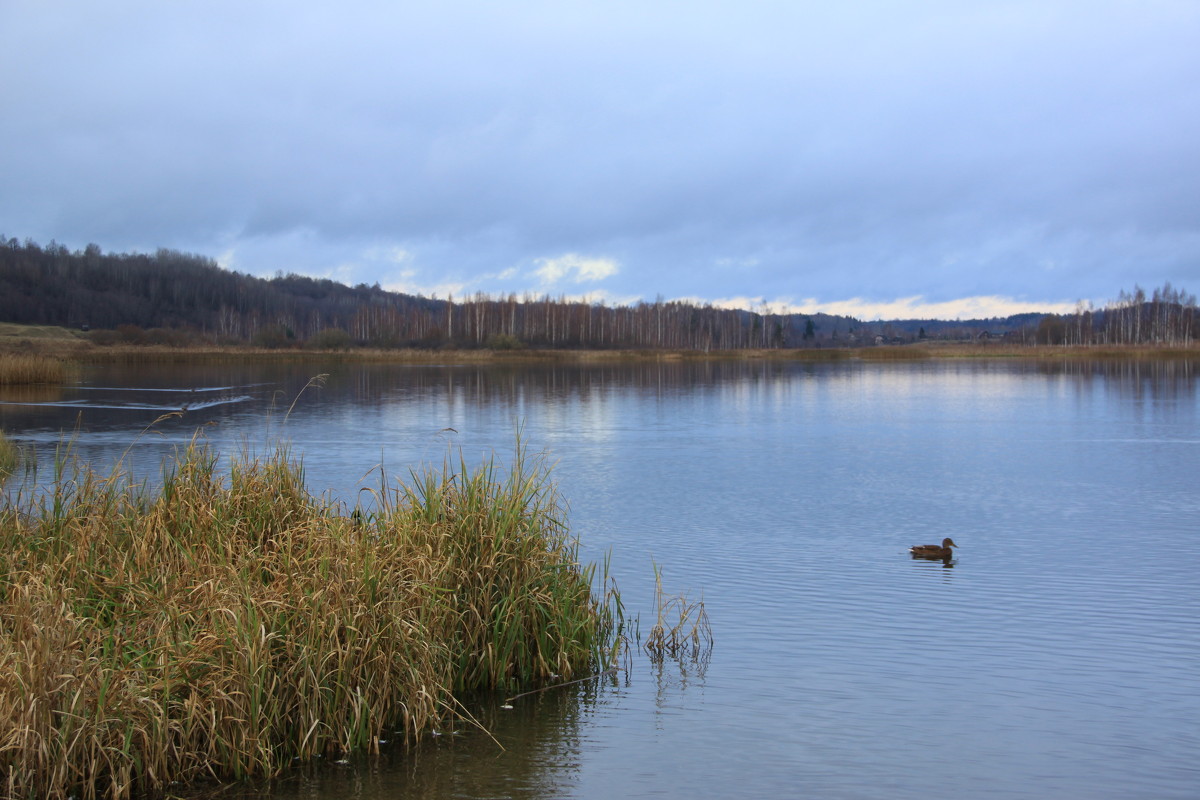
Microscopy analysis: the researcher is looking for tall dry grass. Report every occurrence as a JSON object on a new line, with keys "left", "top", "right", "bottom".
{"left": 0, "top": 439, "right": 620, "bottom": 799}
{"left": 854, "top": 345, "right": 931, "bottom": 360}
{"left": 0, "top": 353, "right": 67, "bottom": 385}
{"left": 0, "top": 431, "right": 16, "bottom": 480}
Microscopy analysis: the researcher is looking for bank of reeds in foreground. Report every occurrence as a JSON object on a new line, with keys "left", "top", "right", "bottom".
{"left": 0, "top": 353, "right": 67, "bottom": 385}
{"left": 0, "top": 441, "right": 621, "bottom": 800}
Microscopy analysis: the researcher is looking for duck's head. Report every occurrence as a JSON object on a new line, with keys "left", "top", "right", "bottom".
{"left": 942, "top": 538, "right": 958, "bottom": 549}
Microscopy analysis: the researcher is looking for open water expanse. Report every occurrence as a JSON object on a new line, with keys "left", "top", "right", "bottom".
{"left": 2, "top": 356, "right": 1198, "bottom": 799}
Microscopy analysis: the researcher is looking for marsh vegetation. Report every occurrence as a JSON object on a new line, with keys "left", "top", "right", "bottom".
{"left": 0, "top": 353, "right": 68, "bottom": 386}
{"left": 0, "top": 438, "right": 621, "bottom": 800}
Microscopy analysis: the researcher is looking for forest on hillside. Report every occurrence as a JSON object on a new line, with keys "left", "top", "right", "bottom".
{"left": 1, "top": 237, "right": 1195, "bottom": 349}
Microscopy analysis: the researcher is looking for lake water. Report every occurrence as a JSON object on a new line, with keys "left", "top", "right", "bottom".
{"left": 2, "top": 357, "right": 1199, "bottom": 799}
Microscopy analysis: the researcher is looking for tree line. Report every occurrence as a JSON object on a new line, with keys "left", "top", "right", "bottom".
{"left": 1, "top": 237, "right": 1193, "bottom": 349}
{"left": 0, "top": 237, "right": 851, "bottom": 349}
{"left": 1033, "top": 284, "right": 1197, "bottom": 346}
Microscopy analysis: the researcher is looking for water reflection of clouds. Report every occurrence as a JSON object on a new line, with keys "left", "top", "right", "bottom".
{"left": 541, "top": 388, "right": 617, "bottom": 446}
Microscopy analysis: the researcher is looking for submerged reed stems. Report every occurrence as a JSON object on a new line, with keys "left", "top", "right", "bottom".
{"left": 0, "top": 438, "right": 620, "bottom": 800}
{"left": 641, "top": 564, "right": 712, "bottom": 662}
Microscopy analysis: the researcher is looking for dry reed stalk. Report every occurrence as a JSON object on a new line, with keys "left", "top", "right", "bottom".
{"left": 640, "top": 565, "right": 712, "bottom": 662}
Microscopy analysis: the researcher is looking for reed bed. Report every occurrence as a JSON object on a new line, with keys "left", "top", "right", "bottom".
{"left": 919, "top": 342, "right": 1200, "bottom": 359}
{"left": 0, "top": 354, "right": 67, "bottom": 386}
{"left": 853, "top": 345, "right": 931, "bottom": 360}
{"left": 782, "top": 348, "right": 852, "bottom": 362}
{"left": 0, "top": 440, "right": 620, "bottom": 800}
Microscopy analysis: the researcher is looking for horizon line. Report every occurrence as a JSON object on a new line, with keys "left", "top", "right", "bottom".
{"left": 380, "top": 285, "right": 1086, "bottom": 322}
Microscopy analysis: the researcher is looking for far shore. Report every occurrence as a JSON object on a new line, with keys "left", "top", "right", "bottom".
{"left": 1, "top": 322, "right": 1199, "bottom": 376}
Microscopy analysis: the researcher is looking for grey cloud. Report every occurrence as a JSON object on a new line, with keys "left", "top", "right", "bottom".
{"left": 1, "top": 1, "right": 1197, "bottom": 310}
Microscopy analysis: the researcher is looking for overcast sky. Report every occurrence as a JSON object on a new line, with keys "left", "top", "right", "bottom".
{"left": 2, "top": 1, "right": 1197, "bottom": 319}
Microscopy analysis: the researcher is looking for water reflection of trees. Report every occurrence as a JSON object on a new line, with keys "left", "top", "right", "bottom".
{"left": 1033, "top": 358, "right": 1199, "bottom": 408}
{"left": 338, "top": 359, "right": 837, "bottom": 408}
{"left": 335, "top": 357, "right": 1200, "bottom": 417}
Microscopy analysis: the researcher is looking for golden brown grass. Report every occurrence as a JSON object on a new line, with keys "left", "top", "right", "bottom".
{"left": 916, "top": 342, "right": 1200, "bottom": 359}
{"left": 0, "top": 353, "right": 69, "bottom": 385}
{"left": 0, "top": 439, "right": 621, "bottom": 799}
{"left": 0, "top": 323, "right": 87, "bottom": 342}
{"left": 852, "top": 345, "right": 932, "bottom": 360}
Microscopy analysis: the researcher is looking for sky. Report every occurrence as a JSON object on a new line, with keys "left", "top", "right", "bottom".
{"left": 2, "top": 1, "right": 1198, "bottom": 321}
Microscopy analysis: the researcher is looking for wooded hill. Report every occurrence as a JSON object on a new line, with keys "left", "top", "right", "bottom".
{"left": 1, "top": 237, "right": 1193, "bottom": 349}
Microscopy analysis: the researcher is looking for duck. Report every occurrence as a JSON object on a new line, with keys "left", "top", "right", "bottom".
{"left": 910, "top": 537, "right": 957, "bottom": 558}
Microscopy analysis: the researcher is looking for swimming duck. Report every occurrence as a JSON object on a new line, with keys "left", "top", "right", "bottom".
{"left": 910, "top": 537, "right": 957, "bottom": 558}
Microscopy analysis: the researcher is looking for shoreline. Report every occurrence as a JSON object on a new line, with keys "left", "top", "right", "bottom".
{"left": 2, "top": 323, "right": 1199, "bottom": 377}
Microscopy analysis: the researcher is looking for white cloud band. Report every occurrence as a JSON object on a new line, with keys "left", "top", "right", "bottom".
{"left": 533, "top": 253, "right": 619, "bottom": 285}
{"left": 708, "top": 295, "right": 1081, "bottom": 320}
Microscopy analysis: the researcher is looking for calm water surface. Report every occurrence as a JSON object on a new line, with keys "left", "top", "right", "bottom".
{"left": 2, "top": 358, "right": 1198, "bottom": 799}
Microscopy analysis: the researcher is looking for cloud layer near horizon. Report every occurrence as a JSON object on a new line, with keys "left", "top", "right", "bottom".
{"left": 1, "top": 1, "right": 1197, "bottom": 319}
